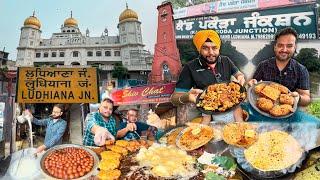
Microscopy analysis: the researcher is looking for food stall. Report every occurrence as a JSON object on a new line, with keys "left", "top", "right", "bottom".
{"left": 2, "top": 78, "right": 320, "bottom": 179}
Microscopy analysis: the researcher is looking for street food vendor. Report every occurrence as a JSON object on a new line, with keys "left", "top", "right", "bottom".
{"left": 239, "top": 27, "right": 319, "bottom": 122}
{"left": 170, "top": 29, "right": 245, "bottom": 124}
{"left": 116, "top": 108, "right": 156, "bottom": 140}
{"left": 23, "top": 104, "right": 67, "bottom": 154}
{"left": 83, "top": 98, "right": 116, "bottom": 146}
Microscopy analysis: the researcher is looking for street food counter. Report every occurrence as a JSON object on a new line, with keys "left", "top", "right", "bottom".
{"left": 1, "top": 120, "right": 319, "bottom": 179}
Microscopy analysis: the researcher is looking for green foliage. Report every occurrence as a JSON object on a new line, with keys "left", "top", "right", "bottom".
{"left": 168, "top": 0, "right": 214, "bottom": 8}
{"left": 220, "top": 41, "right": 248, "bottom": 67}
{"left": 307, "top": 100, "right": 320, "bottom": 119}
{"left": 252, "top": 41, "right": 274, "bottom": 65}
{"left": 176, "top": 40, "right": 248, "bottom": 67}
{"left": 211, "top": 156, "right": 237, "bottom": 171}
{"left": 112, "top": 62, "right": 128, "bottom": 79}
{"left": 295, "top": 48, "right": 320, "bottom": 73}
{"left": 205, "top": 172, "right": 225, "bottom": 180}
{"left": 177, "top": 40, "right": 198, "bottom": 64}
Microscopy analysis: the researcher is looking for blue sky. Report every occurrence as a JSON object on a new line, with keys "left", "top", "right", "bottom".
{"left": 0, "top": 0, "right": 163, "bottom": 60}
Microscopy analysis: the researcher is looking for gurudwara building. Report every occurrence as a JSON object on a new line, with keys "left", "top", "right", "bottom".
{"left": 16, "top": 5, "right": 153, "bottom": 87}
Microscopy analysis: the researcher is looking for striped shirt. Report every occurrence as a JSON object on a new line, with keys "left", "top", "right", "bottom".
{"left": 82, "top": 112, "right": 116, "bottom": 146}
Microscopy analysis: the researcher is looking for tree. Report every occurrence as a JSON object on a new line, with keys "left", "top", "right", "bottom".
{"left": 220, "top": 40, "right": 248, "bottom": 67}
{"left": 295, "top": 48, "right": 320, "bottom": 73}
{"left": 177, "top": 40, "right": 198, "bottom": 64}
{"left": 112, "top": 62, "right": 128, "bottom": 79}
{"left": 252, "top": 41, "right": 274, "bottom": 65}
{"left": 177, "top": 40, "right": 248, "bottom": 68}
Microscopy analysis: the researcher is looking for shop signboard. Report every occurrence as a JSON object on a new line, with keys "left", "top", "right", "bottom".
{"left": 16, "top": 67, "right": 99, "bottom": 103}
{"left": 175, "top": 4, "right": 318, "bottom": 40}
{"left": 173, "top": 0, "right": 316, "bottom": 19}
{"left": 111, "top": 83, "right": 176, "bottom": 106}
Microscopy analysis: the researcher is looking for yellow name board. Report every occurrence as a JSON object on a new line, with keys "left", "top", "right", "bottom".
{"left": 17, "top": 67, "right": 99, "bottom": 103}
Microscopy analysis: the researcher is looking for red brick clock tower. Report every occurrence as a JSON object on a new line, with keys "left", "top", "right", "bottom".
{"left": 149, "top": 1, "right": 182, "bottom": 84}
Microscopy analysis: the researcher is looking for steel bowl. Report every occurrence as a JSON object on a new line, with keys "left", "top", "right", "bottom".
{"left": 39, "top": 144, "right": 99, "bottom": 180}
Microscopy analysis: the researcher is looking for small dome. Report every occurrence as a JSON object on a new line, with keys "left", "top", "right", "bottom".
{"left": 64, "top": 17, "right": 78, "bottom": 27}
{"left": 24, "top": 14, "right": 41, "bottom": 29}
{"left": 119, "top": 4, "right": 138, "bottom": 23}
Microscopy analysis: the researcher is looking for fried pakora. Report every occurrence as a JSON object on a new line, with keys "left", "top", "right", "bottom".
{"left": 279, "top": 94, "right": 295, "bottom": 105}
{"left": 115, "top": 140, "right": 129, "bottom": 147}
{"left": 254, "top": 83, "right": 266, "bottom": 94}
{"left": 260, "top": 85, "right": 281, "bottom": 101}
{"left": 270, "top": 83, "right": 289, "bottom": 94}
{"left": 269, "top": 104, "right": 294, "bottom": 116}
{"left": 107, "top": 145, "right": 128, "bottom": 156}
{"left": 222, "top": 122, "right": 257, "bottom": 148}
{"left": 100, "top": 151, "right": 122, "bottom": 161}
{"left": 97, "top": 169, "right": 121, "bottom": 180}
{"left": 197, "top": 82, "right": 246, "bottom": 112}
{"left": 98, "top": 158, "right": 120, "bottom": 171}
{"left": 257, "top": 97, "right": 274, "bottom": 112}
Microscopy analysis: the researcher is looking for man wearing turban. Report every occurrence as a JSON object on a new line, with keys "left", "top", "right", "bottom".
{"left": 170, "top": 30, "right": 245, "bottom": 124}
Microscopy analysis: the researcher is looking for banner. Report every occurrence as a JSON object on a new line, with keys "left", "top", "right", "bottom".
{"left": 217, "top": 0, "right": 258, "bottom": 13}
{"left": 16, "top": 67, "right": 99, "bottom": 103}
{"left": 173, "top": 0, "right": 316, "bottom": 19}
{"left": 111, "top": 83, "right": 176, "bottom": 106}
{"left": 175, "top": 4, "right": 318, "bottom": 40}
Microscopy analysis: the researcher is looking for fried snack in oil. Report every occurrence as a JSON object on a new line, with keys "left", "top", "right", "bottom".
{"left": 115, "top": 140, "right": 129, "bottom": 147}
{"left": 178, "top": 125, "right": 214, "bottom": 151}
{"left": 244, "top": 130, "right": 303, "bottom": 171}
{"left": 223, "top": 122, "right": 257, "bottom": 148}
{"left": 197, "top": 82, "right": 246, "bottom": 112}
{"left": 107, "top": 145, "right": 128, "bottom": 156}
{"left": 260, "top": 85, "right": 281, "bottom": 101}
{"left": 269, "top": 104, "right": 294, "bottom": 116}
{"left": 100, "top": 150, "right": 122, "bottom": 161}
{"left": 279, "top": 94, "right": 295, "bottom": 105}
{"left": 257, "top": 97, "right": 274, "bottom": 112}
{"left": 270, "top": 83, "right": 289, "bottom": 94}
{"left": 126, "top": 140, "right": 141, "bottom": 152}
{"left": 97, "top": 169, "right": 121, "bottom": 180}
{"left": 254, "top": 83, "right": 266, "bottom": 94}
{"left": 98, "top": 159, "right": 120, "bottom": 171}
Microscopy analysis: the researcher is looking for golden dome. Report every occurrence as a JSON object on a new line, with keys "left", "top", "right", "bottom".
{"left": 119, "top": 4, "right": 138, "bottom": 23}
{"left": 64, "top": 17, "right": 78, "bottom": 27}
{"left": 24, "top": 14, "right": 41, "bottom": 29}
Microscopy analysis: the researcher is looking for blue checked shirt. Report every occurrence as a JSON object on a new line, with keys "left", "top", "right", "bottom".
{"left": 32, "top": 117, "right": 67, "bottom": 149}
{"left": 82, "top": 112, "right": 116, "bottom": 146}
{"left": 253, "top": 57, "right": 310, "bottom": 91}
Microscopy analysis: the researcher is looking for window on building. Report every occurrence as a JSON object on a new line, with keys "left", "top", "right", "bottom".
{"left": 87, "top": 51, "right": 93, "bottom": 57}
{"left": 72, "top": 30, "right": 75, "bottom": 32}
{"left": 52, "top": 52, "right": 57, "bottom": 57}
{"left": 96, "top": 51, "right": 102, "bottom": 57}
{"left": 67, "top": 30, "right": 70, "bottom": 32}
{"left": 73, "top": 51, "right": 79, "bottom": 57}
{"left": 114, "top": 51, "right": 120, "bottom": 56}
{"left": 60, "top": 52, "right": 65, "bottom": 57}
{"left": 35, "top": 53, "right": 41, "bottom": 58}
{"left": 63, "top": 30, "right": 66, "bottom": 33}
{"left": 44, "top": 52, "right": 49, "bottom": 58}
{"left": 122, "top": 26, "right": 125, "bottom": 31}
{"left": 122, "top": 37, "right": 126, "bottom": 43}
{"left": 31, "top": 31, "right": 35, "bottom": 36}
{"left": 30, "top": 41, "right": 33, "bottom": 46}
{"left": 105, "top": 51, "right": 111, "bottom": 56}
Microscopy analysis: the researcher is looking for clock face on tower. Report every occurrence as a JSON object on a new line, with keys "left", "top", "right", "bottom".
{"left": 161, "top": 9, "right": 168, "bottom": 22}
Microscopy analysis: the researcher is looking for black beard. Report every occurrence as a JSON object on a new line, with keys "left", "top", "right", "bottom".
{"left": 200, "top": 55, "right": 217, "bottom": 65}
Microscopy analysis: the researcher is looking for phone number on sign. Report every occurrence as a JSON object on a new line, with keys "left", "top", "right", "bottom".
{"left": 298, "top": 33, "right": 317, "bottom": 39}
